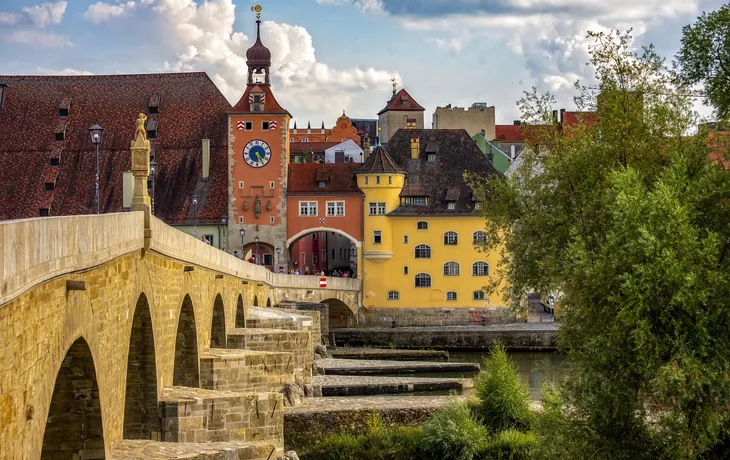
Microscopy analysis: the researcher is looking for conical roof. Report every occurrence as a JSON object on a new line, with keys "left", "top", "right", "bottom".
{"left": 357, "top": 145, "right": 405, "bottom": 174}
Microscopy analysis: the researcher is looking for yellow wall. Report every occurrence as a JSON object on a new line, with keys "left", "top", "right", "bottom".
{"left": 358, "top": 173, "right": 506, "bottom": 309}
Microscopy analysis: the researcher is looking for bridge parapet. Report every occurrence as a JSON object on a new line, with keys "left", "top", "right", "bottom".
{"left": 0, "top": 212, "right": 144, "bottom": 305}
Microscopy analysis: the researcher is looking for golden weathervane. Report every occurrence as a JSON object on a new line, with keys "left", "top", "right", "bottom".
{"left": 251, "top": 4, "right": 262, "bottom": 19}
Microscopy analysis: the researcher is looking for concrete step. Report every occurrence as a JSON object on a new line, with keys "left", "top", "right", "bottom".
{"left": 227, "top": 328, "right": 312, "bottom": 387}
{"left": 110, "top": 439, "right": 281, "bottom": 460}
{"left": 316, "top": 358, "right": 480, "bottom": 376}
{"left": 313, "top": 374, "right": 473, "bottom": 396}
{"left": 328, "top": 347, "right": 450, "bottom": 361}
{"left": 158, "top": 386, "right": 283, "bottom": 448}
{"left": 201, "top": 348, "right": 296, "bottom": 393}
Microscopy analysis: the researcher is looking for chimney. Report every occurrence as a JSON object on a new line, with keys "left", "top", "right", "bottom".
{"left": 410, "top": 136, "right": 420, "bottom": 160}
{"left": 363, "top": 135, "right": 371, "bottom": 160}
{"left": 202, "top": 139, "right": 210, "bottom": 180}
{"left": 513, "top": 120, "right": 521, "bottom": 125}
{"left": 335, "top": 150, "right": 345, "bottom": 163}
{"left": 510, "top": 145, "right": 516, "bottom": 161}
{"left": 560, "top": 108, "right": 566, "bottom": 123}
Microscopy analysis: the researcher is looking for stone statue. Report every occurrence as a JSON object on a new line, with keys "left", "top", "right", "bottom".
{"left": 254, "top": 195, "right": 261, "bottom": 219}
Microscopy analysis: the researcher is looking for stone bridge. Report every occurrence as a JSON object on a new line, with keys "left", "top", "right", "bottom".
{"left": 0, "top": 211, "right": 360, "bottom": 459}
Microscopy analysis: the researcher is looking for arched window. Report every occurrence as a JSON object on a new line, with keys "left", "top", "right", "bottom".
{"left": 473, "top": 231, "right": 487, "bottom": 245}
{"left": 443, "top": 231, "right": 458, "bottom": 245}
{"left": 473, "top": 291, "right": 486, "bottom": 300}
{"left": 388, "top": 290, "right": 400, "bottom": 300}
{"left": 417, "top": 221, "right": 428, "bottom": 230}
{"left": 446, "top": 291, "right": 458, "bottom": 301}
{"left": 414, "top": 244, "right": 431, "bottom": 258}
{"left": 472, "top": 262, "right": 489, "bottom": 276}
{"left": 443, "top": 262, "right": 460, "bottom": 276}
{"left": 415, "top": 273, "right": 431, "bottom": 287}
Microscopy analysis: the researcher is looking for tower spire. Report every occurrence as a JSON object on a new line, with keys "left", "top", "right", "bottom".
{"left": 246, "top": 5, "right": 271, "bottom": 85}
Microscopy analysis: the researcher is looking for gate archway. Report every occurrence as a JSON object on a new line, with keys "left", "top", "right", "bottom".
{"left": 173, "top": 295, "right": 199, "bottom": 387}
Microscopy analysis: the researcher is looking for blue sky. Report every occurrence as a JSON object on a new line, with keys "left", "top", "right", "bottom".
{"left": 0, "top": 0, "right": 725, "bottom": 126}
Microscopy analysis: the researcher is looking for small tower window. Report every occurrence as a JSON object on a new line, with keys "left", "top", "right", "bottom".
{"left": 376, "top": 176, "right": 380, "bottom": 184}
{"left": 148, "top": 95, "right": 160, "bottom": 116}
{"left": 447, "top": 202, "right": 456, "bottom": 210}
{"left": 146, "top": 119, "right": 158, "bottom": 140}
{"left": 45, "top": 182, "right": 55, "bottom": 191}
{"left": 39, "top": 208, "right": 49, "bottom": 216}
{"left": 428, "top": 154, "right": 436, "bottom": 162}
{"left": 365, "top": 176, "right": 369, "bottom": 184}
{"left": 59, "top": 107, "right": 68, "bottom": 117}
{"left": 55, "top": 132, "right": 64, "bottom": 142}
{"left": 262, "top": 121, "right": 270, "bottom": 130}
{"left": 50, "top": 158, "right": 60, "bottom": 167}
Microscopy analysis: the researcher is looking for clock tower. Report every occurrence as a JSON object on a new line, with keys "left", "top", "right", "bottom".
{"left": 227, "top": 5, "right": 291, "bottom": 269}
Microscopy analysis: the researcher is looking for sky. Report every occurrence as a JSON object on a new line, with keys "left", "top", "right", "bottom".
{"left": 0, "top": 0, "right": 725, "bottom": 127}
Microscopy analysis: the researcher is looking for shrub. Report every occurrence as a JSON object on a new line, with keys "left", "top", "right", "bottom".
{"left": 421, "top": 399, "right": 490, "bottom": 460}
{"left": 482, "top": 429, "right": 536, "bottom": 460}
{"left": 473, "top": 343, "right": 533, "bottom": 432}
{"left": 307, "top": 432, "right": 363, "bottom": 460}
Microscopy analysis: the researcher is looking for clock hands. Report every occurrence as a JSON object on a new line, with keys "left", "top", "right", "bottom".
{"left": 255, "top": 152, "right": 264, "bottom": 163}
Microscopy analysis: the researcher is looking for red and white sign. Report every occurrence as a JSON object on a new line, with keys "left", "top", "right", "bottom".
{"left": 319, "top": 277, "right": 327, "bottom": 288}
{"left": 269, "top": 120, "right": 278, "bottom": 130}
{"left": 318, "top": 218, "right": 325, "bottom": 224}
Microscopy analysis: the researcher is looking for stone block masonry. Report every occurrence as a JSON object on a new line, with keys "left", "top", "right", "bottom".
{"left": 359, "top": 306, "right": 518, "bottom": 327}
{"left": 200, "top": 349, "right": 296, "bottom": 393}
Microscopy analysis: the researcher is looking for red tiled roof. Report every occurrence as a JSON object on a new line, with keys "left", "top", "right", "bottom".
{"left": 0, "top": 72, "right": 231, "bottom": 223}
{"left": 230, "top": 84, "right": 289, "bottom": 115}
{"left": 287, "top": 163, "right": 362, "bottom": 195}
{"left": 290, "top": 141, "right": 339, "bottom": 153}
{"left": 495, "top": 125, "right": 524, "bottom": 142}
{"left": 377, "top": 89, "right": 425, "bottom": 115}
{"left": 357, "top": 145, "right": 404, "bottom": 174}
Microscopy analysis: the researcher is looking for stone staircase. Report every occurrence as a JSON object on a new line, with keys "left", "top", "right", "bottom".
{"left": 110, "top": 307, "right": 317, "bottom": 460}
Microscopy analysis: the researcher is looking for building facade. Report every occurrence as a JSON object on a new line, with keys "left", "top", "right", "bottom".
{"left": 432, "top": 102, "right": 496, "bottom": 139}
{"left": 377, "top": 88, "right": 425, "bottom": 144}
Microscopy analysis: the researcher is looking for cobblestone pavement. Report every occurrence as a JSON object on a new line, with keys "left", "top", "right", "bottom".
{"left": 285, "top": 395, "right": 467, "bottom": 414}
{"left": 328, "top": 347, "right": 449, "bottom": 361}
{"left": 317, "top": 358, "right": 480, "bottom": 375}
{"left": 313, "top": 374, "right": 472, "bottom": 396}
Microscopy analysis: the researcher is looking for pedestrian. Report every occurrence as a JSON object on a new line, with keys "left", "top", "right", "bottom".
{"left": 233, "top": 250, "right": 241, "bottom": 259}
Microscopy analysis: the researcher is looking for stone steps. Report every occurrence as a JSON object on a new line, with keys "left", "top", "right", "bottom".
{"left": 227, "top": 328, "right": 313, "bottom": 388}
{"left": 158, "top": 386, "right": 283, "bottom": 448}
{"left": 201, "top": 348, "right": 296, "bottom": 393}
{"left": 110, "top": 439, "right": 281, "bottom": 460}
{"left": 316, "top": 358, "right": 480, "bottom": 376}
{"left": 313, "top": 374, "right": 473, "bottom": 397}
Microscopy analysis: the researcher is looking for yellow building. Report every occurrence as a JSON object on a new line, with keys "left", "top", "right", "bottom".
{"left": 357, "top": 128, "right": 506, "bottom": 311}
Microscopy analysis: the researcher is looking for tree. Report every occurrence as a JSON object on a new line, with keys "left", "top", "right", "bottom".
{"left": 471, "top": 30, "right": 730, "bottom": 458}
{"left": 676, "top": 5, "right": 730, "bottom": 119}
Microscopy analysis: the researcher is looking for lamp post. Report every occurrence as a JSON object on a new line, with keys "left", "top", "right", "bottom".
{"left": 254, "top": 236, "right": 260, "bottom": 265}
{"left": 220, "top": 215, "right": 227, "bottom": 251}
{"left": 276, "top": 247, "right": 281, "bottom": 269}
{"left": 88, "top": 124, "right": 104, "bottom": 214}
{"left": 191, "top": 195, "right": 199, "bottom": 237}
{"left": 239, "top": 227, "right": 246, "bottom": 253}
{"left": 149, "top": 159, "right": 157, "bottom": 215}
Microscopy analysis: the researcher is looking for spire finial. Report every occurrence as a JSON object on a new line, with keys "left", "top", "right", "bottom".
{"left": 251, "top": 4, "right": 262, "bottom": 20}
{"left": 391, "top": 77, "right": 397, "bottom": 96}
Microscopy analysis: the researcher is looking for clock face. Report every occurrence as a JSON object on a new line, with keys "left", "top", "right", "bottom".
{"left": 243, "top": 140, "right": 272, "bottom": 168}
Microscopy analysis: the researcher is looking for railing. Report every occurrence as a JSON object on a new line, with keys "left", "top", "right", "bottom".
{"left": 0, "top": 213, "right": 144, "bottom": 305}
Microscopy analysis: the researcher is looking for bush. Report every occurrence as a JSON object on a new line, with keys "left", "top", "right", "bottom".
{"left": 307, "top": 432, "right": 363, "bottom": 460}
{"left": 482, "top": 429, "right": 536, "bottom": 460}
{"left": 421, "top": 399, "right": 490, "bottom": 460}
{"left": 473, "top": 343, "right": 533, "bottom": 432}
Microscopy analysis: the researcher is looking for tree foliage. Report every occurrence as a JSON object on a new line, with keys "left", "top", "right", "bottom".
{"left": 676, "top": 5, "right": 730, "bottom": 119}
{"left": 471, "top": 30, "right": 730, "bottom": 458}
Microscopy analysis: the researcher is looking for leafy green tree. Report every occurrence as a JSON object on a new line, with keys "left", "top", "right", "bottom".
{"left": 471, "top": 30, "right": 730, "bottom": 458}
{"left": 676, "top": 5, "right": 730, "bottom": 119}
{"left": 420, "top": 400, "right": 489, "bottom": 460}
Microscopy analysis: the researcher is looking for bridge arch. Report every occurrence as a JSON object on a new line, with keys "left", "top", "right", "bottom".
{"left": 173, "top": 295, "right": 199, "bottom": 387}
{"left": 210, "top": 294, "right": 226, "bottom": 348}
{"left": 266, "top": 298, "right": 272, "bottom": 308}
{"left": 123, "top": 293, "right": 159, "bottom": 439}
{"left": 42, "top": 336, "right": 105, "bottom": 459}
{"left": 253, "top": 295, "right": 259, "bottom": 307}
{"left": 286, "top": 227, "right": 362, "bottom": 249}
{"left": 235, "top": 294, "right": 245, "bottom": 328}
{"left": 323, "top": 298, "right": 357, "bottom": 328}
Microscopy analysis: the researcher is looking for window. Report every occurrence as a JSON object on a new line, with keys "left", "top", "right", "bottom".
{"left": 239, "top": 216, "right": 243, "bottom": 223}
{"left": 332, "top": 248, "right": 336, "bottom": 260}
{"left": 313, "top": 255, "right": 318, "bottom": 263}
{"left": 447, "top": 202, "right": 456, "bottom": 210}
{"left": 299, "top": 201, "right": 317, "bottom": 216}
{"left": 39, "top": 208, "right": 49, "bottom": 216}
{"left": 377, "top": 202, "right": 386, "bottom": 215}
{"left": 373, "top": 231, "right": 382, "bottom": 244}
{"left": 443, "top": 262, "right": 460, "bottom": 276}
{"left": 302, "top": 137, "right": 309, "bottom": 142}
{"left": 428, "top": 153, "right": 436, "bottom": 162}
{"left": 473, "top": 231, "right": 487, "bottom": 245}
{"left": 312, "top": 233, "right": 318, "bottom": 240}
{"left": 45, "top": 182, "right": 54, "bottom": 191}
{"left": 146, "top": 129, "right": 157, "bottom": 140}
{"left": 204, "top": 234, "right": 214, "bottom": 246}
{"left": 365, "top": 176, "right": 369, "bottom": 184}
{"left": 472, "top": 262, "right": 489, "bottom": 276}
{"left": 302, "top": 252, "right": 306, "bottom": 265}
{"left": 415, "top": 273, "right": 431, "bottom": 287}
{"left": 388, "top": 290, "right": 400, "bottom": 300}
{"left": 401, "top": 100, "right": 408, "bottom": 107}
{"left": 149, "top": 106, "right": 158, "bottom": 116}
{"left": 318, "top": 181, "right": 327, "bottom": 188}
{"left": 50, "top": 158, "right": 60, "bottom": 167}
{"left": 369, "top": 202, "right": 377, "bottom": 215}
{"left": 414, "top": 244, "right": 431, "bottom": 259}
{"left": 263, "top": 254, "right": 273, "bottom": 266}
{"left": 446, "top": 291, "right": 458, "bottom": 301}
{"left": 269, "top": 181, "right": 275, "bottom": 189}
{"left": 388, "top": 176, "right": 392, "bottom": 184}
{"left": 245, "top": 121, "right": 253, "bottom": 130}
{"left": 0, "top": 84, "right": 6, "bottom": 108}
{"left": 473, "top": 291, "right": 486, "bottom": 300}
{"left": 403, "top": 235, "right": 408, "bottom": 244}
{"left": 55, "top": 132, "right": 64, "bottom": 142}
{"left": 474, "top": 202, "right": 481, "bottom": 210}
{"left": 403, "top": 266, "right": 409, "bottom": 275}
{"left": 414, "top": 197, "right": 427, "bottom": 206}
{"left": 444, "top": 231, "right": 458, "bottom": 245}
{"left": 417, "top": 221, "right": 428, "bottom": 230}
{"left": 253, "top": 94, "right": 262, "bottom": 103}
{"left": 262, "top": 121, "right": 270, "bottom": 130}
{"left": 239, "top": 181, "right": 244, "bottom": 189}
{"left": 339, "top": 249, "right": 343, "bottom": 259}
{"left": 376, "top": 176, "right": 380, "bottom": 184}
{"left": 327, "top": 201, "right": 345, "bottom": 216}
{"left": 270, "top": 216, "right": 275, "bottom": 224}
{"left": 59, "top": 108, "right": 68, "bottom": 117}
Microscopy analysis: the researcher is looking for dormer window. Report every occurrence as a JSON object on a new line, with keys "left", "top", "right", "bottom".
{"left": 148, "top": 95, "right": 160, "bottom": 116}
{"left": 250, "top": 92, "right": 265, "bottom": 112}
{"left": 316, "top": 170, "right": 329, "bottom": 189}
{"left": 428, "top": 154, "right": 436, "bottom": 162}
{"left": 401, "top": 100, "right": 408, "bottom": 107}
{"left": 414, "top": 197, "right": 427, "bottom": 206}
{"left": 318, "top": 181, "right": 327, "bottom": 188}
{"left": 0, "top": 82, "right": 6, "bottom": 108}
{"left": 146, "top": 119, "right": 158, "bottom": 140}
{"left": 447, "top": 202, "right": 456, "bottom": 210}
{"left": 45, "top": 182, "right": 55, "bottom": 191}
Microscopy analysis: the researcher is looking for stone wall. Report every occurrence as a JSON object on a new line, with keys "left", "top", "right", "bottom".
{"left": 200, "top": 349, "right": 296, "bottom": 393}
{"left": 270, "top": 303, "right": 327, "bottom": 346}
{"left": 358, "top": 306, "right": 518, "bottom": 327}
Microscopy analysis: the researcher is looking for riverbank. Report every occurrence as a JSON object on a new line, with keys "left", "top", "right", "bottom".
{"left": 331, "top": 323, "right": 559, "bottom": 350}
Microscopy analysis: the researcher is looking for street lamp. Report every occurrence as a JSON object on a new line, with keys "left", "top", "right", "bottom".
{"left": 239, "top": 228, "right": 246, "bottom": 253}
{"left": 220, "top": 215, "right": 227, "bottom": 251}
{"left": 149, "top": 159, "right": 157, "bottom": 215}
{"left": 254, "top": 236, "right": 260, "bottom": 265}
{"left": 276, "top": 247, "right": 281, "bottom": 267}
{"left": 88, "top": 124, "right": 104, "bottom": 214}
{"left": 191, "top": 195, "right": 199, "bottom": 237}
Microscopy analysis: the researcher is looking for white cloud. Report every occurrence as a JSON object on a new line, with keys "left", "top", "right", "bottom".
{"left": 430, "top": 36, "right": 469, "bottom": 54}
{"left": 84, "top": 1, "right": 136, "bottom": 23}
{"left": 21, "top": 1, "right": 67, "bottom": 27}
{"left": 3, "top": 29, "right": 72, "bottom": 47}
{"left": 35, "top": 67, "right": 94, "bottom": 75}
{"left": 0, "top": 12, "right": 20, "bottom": 25}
